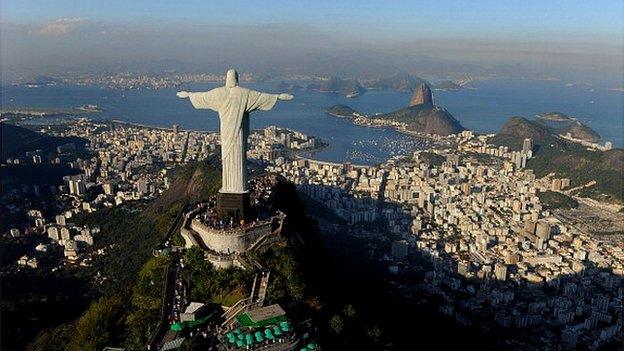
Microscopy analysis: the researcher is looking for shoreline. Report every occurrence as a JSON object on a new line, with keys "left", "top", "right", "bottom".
{"left": 325, "top": 110, "right": 441, "bottom": 143}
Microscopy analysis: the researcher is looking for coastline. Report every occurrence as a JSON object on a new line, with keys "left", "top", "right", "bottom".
{"left": 325, "top": 110, "right": 441, "bottom": 143}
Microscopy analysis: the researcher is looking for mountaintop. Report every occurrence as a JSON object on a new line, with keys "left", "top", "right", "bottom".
{"left": 364, "top": 72, "right": 429, "bottom": 92}
{"left": 410, "top": 83, "right": 433, "bottom": 107}
{"left": 492, "top": 116, "right": 622, "bottom": 203}
{"left": 493, "top": 116, "right": 554, "bottom": 144}
{"left": 378, "top": 104, "right": 465, "bottom": 136}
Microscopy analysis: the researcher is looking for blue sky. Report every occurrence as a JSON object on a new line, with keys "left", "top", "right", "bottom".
{"left": 1, "top": 0, "right": 622, "bottom": 81}
{"left": 3, "top": 0, "right": 623, "bottom": 42}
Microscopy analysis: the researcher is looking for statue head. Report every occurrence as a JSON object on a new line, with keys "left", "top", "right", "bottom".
{"left": 225, "top": 69, "right": 239, "bottom": 88}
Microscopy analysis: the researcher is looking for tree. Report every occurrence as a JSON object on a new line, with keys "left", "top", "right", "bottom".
{"left": 343, "top": 304, "right": 357, "bottom": 319}
{"left": 67, "top": 296, "right": 124, "bottom": 351}
{"left": 329, "top": 315, "right": 344, "bottom": 335}
{"left": 366, "top": 325, "right": 382, "bottom": 343}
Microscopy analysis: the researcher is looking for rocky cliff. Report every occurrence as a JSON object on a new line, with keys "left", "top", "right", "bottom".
{"left": 410, "top": 83, "right": 433, "bottom": 107}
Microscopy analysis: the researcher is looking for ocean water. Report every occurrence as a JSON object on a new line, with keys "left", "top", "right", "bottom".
{"left": 1, "top": 79, "right": 622, "bottom": 164}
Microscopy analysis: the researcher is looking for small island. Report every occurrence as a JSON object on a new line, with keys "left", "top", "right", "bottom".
{"left": 307, "top": 76, "right": 366, "bottom": 97}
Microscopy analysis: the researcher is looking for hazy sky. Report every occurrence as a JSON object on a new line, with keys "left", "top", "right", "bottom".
{"left": 2, "top": 1, "right": 623, "bottom": 82}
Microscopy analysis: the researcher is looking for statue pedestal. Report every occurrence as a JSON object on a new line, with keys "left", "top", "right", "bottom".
{"left": 217, "top": 191, "right": 250, "bottom": 222}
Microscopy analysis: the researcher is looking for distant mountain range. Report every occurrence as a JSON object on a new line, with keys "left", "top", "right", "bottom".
{"left": 306, "top": 73, "right": 463, "bottom": 98}
{"left": 307, "top": 76, "right": 366, "bottom": 97}
{"left": 362, "top": 73, "right": 462, "bottom": 92}
{"left": 363, "top": 73, "right": 430, "bottom": 92}
{"left": 276, "top": 81, "right": 303, "bottom": 92}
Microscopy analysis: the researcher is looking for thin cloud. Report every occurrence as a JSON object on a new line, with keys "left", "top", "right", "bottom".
{"left": 32, "top": 17, "right": 87, "bottom": 36}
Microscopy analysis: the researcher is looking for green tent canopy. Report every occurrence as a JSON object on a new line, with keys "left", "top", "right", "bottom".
{"left": 170, "top": 322, "right": 184, "bottom": 332}
{"left": 254, "top": 331, "right": 264, "bottom": 342}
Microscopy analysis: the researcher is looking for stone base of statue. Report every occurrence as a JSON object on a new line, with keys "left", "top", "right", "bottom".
{"left": 217, "top": 191, "right": 250, "bottom": 221}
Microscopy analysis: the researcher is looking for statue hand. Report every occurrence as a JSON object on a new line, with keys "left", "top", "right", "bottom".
{"left": 278, "top": 93, "right": 294, "bottom": 101}
{"left": 177, "top": 91, "right": 190, "bottom": 98}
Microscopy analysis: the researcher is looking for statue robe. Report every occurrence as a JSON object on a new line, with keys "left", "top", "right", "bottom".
{"left": 188, "top": 86, "right": 278, "bottom": 194}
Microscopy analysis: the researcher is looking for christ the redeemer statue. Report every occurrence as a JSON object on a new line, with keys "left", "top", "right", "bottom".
{"left": 177, "top": 69, "right": 293, "bottom": 220}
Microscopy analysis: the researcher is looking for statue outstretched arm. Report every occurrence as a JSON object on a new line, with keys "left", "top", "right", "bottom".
{"left": 177, "top": 88, "right": 225, "bottom": 111}
{"left": 246, "top": 90, "right": 294, "bottom": 112}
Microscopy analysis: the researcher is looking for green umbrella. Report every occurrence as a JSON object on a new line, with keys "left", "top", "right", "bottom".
{"left": 170, "top": 322, "right": 184, "bottom": 332}
{"left": 255, "top": 331, "right": 264, "bottom": 342}
{"left": 237, "top": 333, "right": 244, "bottom": 340}
{"left": 307, "top": 342, "right": 318, "bottom": 350}
{"left": 273, "top": 326, "right": 282, "bottom": 336}
{"left": 236, "top": 339, "right": 244, "bottom": 348}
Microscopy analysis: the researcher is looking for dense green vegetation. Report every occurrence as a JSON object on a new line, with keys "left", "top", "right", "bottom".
{"left": 75, "top": 208, "right": 162, "bottom": 296}
{"left": 250, "top": 239, "right": 306, "bottom": 303}
{"left": 28, "top": 296, "right": 124, "bottom": 351}
{"left": 21, "top": 160, "right": 223, "bottom": 350}
{"left": 145, "top": 158, "right": 221, "bottom": 224}
{"left": 182, "top": 247, "right": 250, "bottom": 305}
{"left": 125, "top": 256, "right": 170, "bottom": 349}
{"left": 538, "top": 191, "right": 579, "bottom": 210}
{"left": 491, "top": 117, "right": 623, "bottom": 203}
{"left": 67, "top": 297, "right": 125, "bottom": 351}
